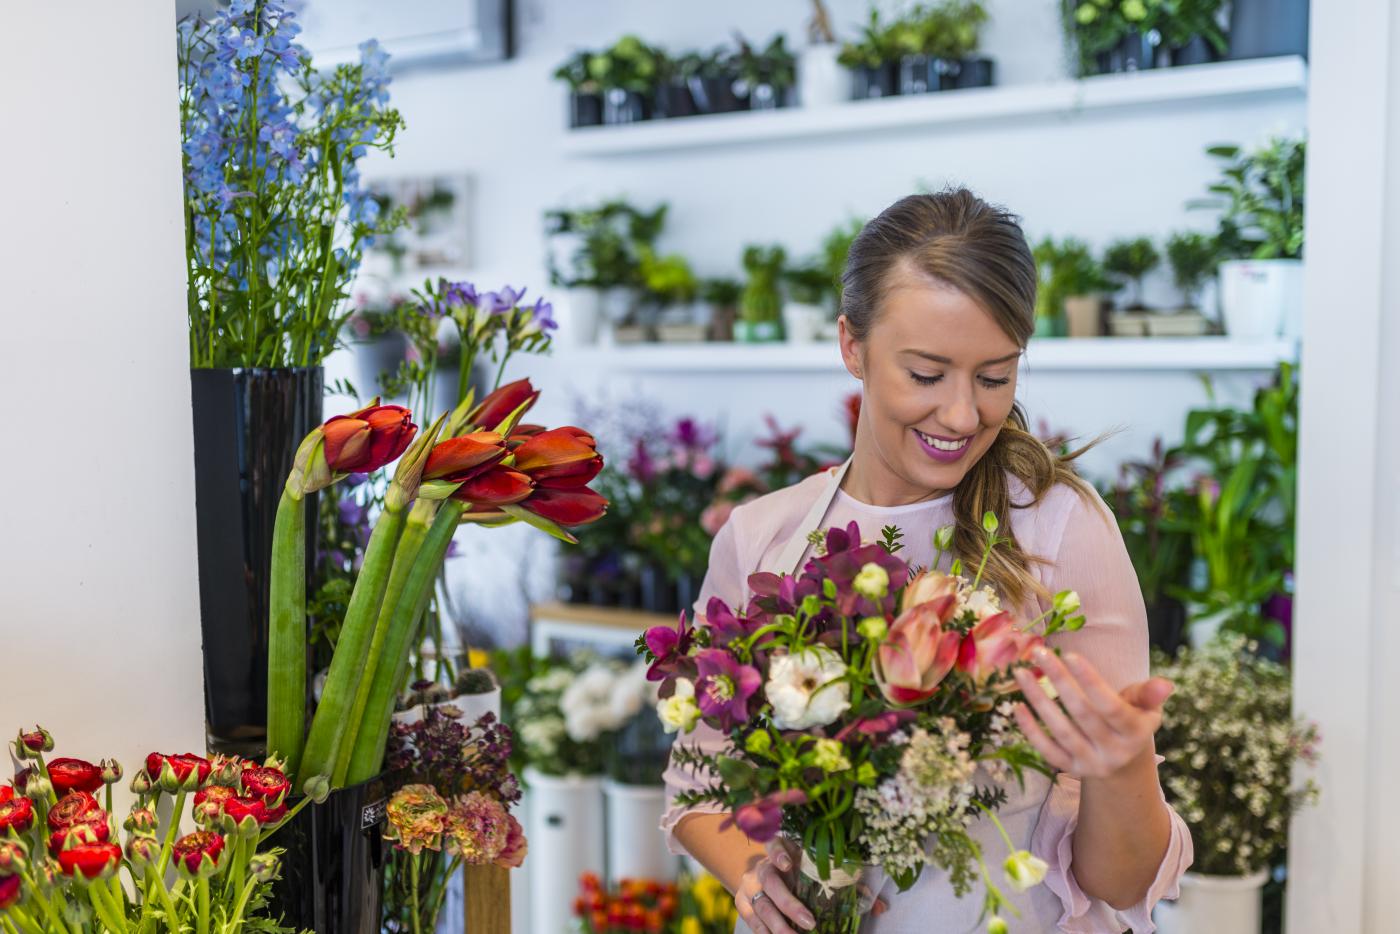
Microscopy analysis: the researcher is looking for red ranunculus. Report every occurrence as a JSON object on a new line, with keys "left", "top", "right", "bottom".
{"left": 520, "top": 486, "right": 608, "bottom": 527}
{"left": 0, "top": 874, "right": 19, "bottom": 910}
{"left": 467, "top": 378, "right": 539, "bottom": 430}
{"left": 0, "top": 797, "right": 34, "bottom": 836}
{"left": 57, "top": 842, "right": 122, "bottom": 879}
{"left": 171, "top": 831, "right": 225, "bottom": 875}
{"left": 241, "top": 767, "right": 291, "bottom": 803}
{"left": 224, "top": 796, "right": 285, "bottom": 825}
{"left": 511, "top": 427, "right": 603, "bottom": 487}
{"left": 47, "top": 791, "right": 102, "bottom": 831}
{"left": 49, "top": 818, "right": 110, "bottom": 855}
{"left": 146, "top": 753, "right": 212, "bottom": 788}
{"left": 194, "top": 785, "right": 238, "bottom": 810}
{"left": 47, "top": 758, "right": 104, "bottom": 796}
{"left": 322, "top": 404, "right": 417, "bottom": 473}
{"left": 0, "top": 785, "right": 12, "bottom": 805}
{"left": 450, "top": 465, "right": 535, "bottom": 507}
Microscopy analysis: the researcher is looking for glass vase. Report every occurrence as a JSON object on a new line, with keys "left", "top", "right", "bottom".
{"left": 791, "top": 861, "right": 882, "bottom": 934}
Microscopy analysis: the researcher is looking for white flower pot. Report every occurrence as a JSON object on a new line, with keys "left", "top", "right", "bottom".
{"left": 525, "top": 768, "right": 605, "bottom": 933}
{"left": 564, "top": 288, "right": 603, "bottom": 346}
{"left": 603, "top": 780, "right": 676, "bottom": 883}
{"left": 799, "top": 44, "right": 846, "bottom": 108}
{"left": 390, "top": 687, "right": 502, "bottom": 728}
{"left": 1153, "top": 869, "right": 1269, "bottom": 934}
{"left": 782, "top": 302, "right": 828, "bottom": 343}
{"left": 1217, "top": 259, "right": 1304, "bottom": 339}
{"left": 1187, "top": 607, "right": 1231, "bottom": 649}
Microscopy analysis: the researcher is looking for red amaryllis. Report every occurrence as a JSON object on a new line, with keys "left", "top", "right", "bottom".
{"left": 146, "top": 752, "right": 212, "bottom": 788}
{"left": 519, "top": 486, "right": 608, "bottom": 527}
{"left": 47, "top": 791, "right": 101, "bottom": 831}
{"left": 422, "top": 432, "right": 508, "bottom": 483}
{"left": 57, "top": 842, "right": 122, "bottom": 879}
{"left": 49, "top": 819, "right": 110, "bottom": 855}
{"left": 171, "top": 831, "right": 225, "bottom": 875}
{"left": 323, "top": 403, "right": 417, "bottom": 473}
{"left": 0, "top": 797, "right": 34, "bottom": 836}
{"left": 0, "top": 874, "right": 19, "bottom": 910}
{"left": 467, "top": 378, "right": 539, "bottom": 430}
{"left": 47, "top": 758, "right": 104, "bottom": 796}
{"left": 512, "top": 427, "right": 603, "bottom": 487}
{"left": 241, "top": 767, "right": 291, "bottom": 803}
{"left": 721, "top": 789, "right": 807, "bottom": 843}
{"left": 450, "top": 465, "right": 535, "bottom": 507}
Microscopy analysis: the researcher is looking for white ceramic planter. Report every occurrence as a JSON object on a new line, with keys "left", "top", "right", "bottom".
{"left": 799, "top": 44, "right": 846, "bottom": 108}
{"left": 1187, "top": 607, "right": 1231, "bottom": 649}
{"left": 1153, "top": 869, "right": 1269, "bottom": 934}
{"left": 782, "top": 302, "right": 828, "bottom": 343}
{"left": 564, "top": 288, "right": 603, "bottom": 346}
{"left": 603, "top": 780, "right": 676, "bottom": 883}
{"left": 1218, "top": 259, "right": 1303, "bottom": 339}
{"left": 525, "top": 768, "right": 605, "bottom": 934}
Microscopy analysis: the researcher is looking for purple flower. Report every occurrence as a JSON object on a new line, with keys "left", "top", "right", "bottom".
{"left": 670, "top": 417, "right": 716, "bottom": 452}
{"left": 644, "top": 611, "right": 694, "bottom": 682}
{"left": 805, "top": 521, "right": 911, "bottom": 618}
{"left": 480, "top": 286, "right": 525, "bottom": 316}
{"left": 529, "top": 297, "right": 557, "bottom": 331}
{"left": 721, "top": 789, "right": 807, "bottom": 842}
{"left": 694, "top": 649, "right": 760, "bottom": 730}
{"left": 627, "top": 439, "right": 657, "bottom": 483}
{"left": 833, "top": 709, "right": 917, "bottom": 743}
{"left": 703, "top": 597, "right": 767, "bottom": 650}
{"left": 258, "top": 121, "right": 298, "bottom": 160}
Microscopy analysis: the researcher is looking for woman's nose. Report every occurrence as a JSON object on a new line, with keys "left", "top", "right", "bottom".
{"left": 939, "top": 385, "right": 981, "bottom": 435}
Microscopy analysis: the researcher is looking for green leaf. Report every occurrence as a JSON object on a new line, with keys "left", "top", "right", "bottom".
{"left": 499, "top": 503, "right": 579, "bottom": 544}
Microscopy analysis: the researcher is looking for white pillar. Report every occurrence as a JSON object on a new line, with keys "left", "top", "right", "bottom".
{"left": 1288, "top": 1, "right": 1400, "bottom": 931}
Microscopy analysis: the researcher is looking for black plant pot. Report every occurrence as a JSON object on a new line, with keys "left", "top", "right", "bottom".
{"left": 1170, "top": 35, "right": 1221, "bottom": 67}
{"left": 269, "top": 775, "right": 388, "bottom": 934}
{"left": 1146, "top": 597, "right": 1187, "bottom": 659}
{"left": 741, "top": 81, "right": 791, "bottom": 112}
{"left": 955, "top": 56, "right": 996, "bottom": 89}
{"left": 1229, "top": 0, "right": 1310, "bottom": 60}
{"left": 655, "top": 81, "right": 698, "bottom": 118}
{"left": 602, "top": 88, "right": 652, "bottom": 125}
{"left": 190, "top": 367, "right": 322, "bottom": 756}
{"left": 851, "top": 63, "right": 899, "bottom": 99}
{"left": 639, "top": 564, "right": 678, "bottom": 614}
{"left": 569, "top": 92, "right": 603, "bottom": 128}
{"left": 686, "top": 74, "right": 746, "bottom": 114}
{"left": 1093, "top": 30, "right": 1168, "bottom": 74}
{"left": 898, "top": 55, "right": 959, "bottom": 94}
{"left": 674, "top": 572, "right": 698, "bottom": 616}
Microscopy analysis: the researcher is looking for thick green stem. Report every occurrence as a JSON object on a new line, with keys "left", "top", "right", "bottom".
{"left": 411, "top": 856, "right": 423, "bottom": 934}
{"left": 332, "top": 502, "right": 435, "bottom": 785}
{"left": 345, "top": 500, "right": 464, "bottom": 784}
{"left": 197, "top": 876, "right": 210, "bottom": 934}
{"left": 300, "top": 504, "right": 409, "bottom": 784}
{"left": 267, "top": 486, "right": 308, "bottom": 778}
{"left": 156, "top": 791, "right": 188, "bottom": 878}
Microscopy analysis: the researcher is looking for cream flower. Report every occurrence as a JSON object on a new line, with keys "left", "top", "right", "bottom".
{"left": 657, "top": 678, "right": 702, "bottom": 734}
{"left": 811, "top": 738, "right": 851, "bottom": 773}
{"left": 853, "top": 562, "right": 891, "bottom": 600}
{"left": 1003, "top": 849, "right": 1048, "bottom": 891}
{"left": 766, "top": 647, "right": 850, "bottom": 731}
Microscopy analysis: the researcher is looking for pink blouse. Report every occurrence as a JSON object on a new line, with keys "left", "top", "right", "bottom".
{"left": 661, "top": 470, "right": 1192, "bottom": 933}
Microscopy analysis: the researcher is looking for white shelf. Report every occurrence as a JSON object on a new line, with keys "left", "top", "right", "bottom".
{"left": 562, "top": 56, "right": 1307, "bottom": 157}
{"left": 565, "top": 337, "right": 1298, "bottom": 373}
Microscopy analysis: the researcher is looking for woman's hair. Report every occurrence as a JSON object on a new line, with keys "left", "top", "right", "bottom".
{"left": 841, "top": 188, "right": 1099, "bottom": 607}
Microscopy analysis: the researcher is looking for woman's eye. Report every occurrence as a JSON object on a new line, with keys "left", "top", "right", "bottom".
{"left": 979, "top": 376, "right": 1012, "bottom": 388}
{"left": 910, "top": 372, "right": 942, "bottom": 386}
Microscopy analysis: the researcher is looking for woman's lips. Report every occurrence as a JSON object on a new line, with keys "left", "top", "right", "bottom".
{"left": 913, "top": 428, "right": 971, "bottom": 463}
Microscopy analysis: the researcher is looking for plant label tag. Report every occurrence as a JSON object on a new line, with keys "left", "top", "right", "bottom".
{"left": 361, "top": 798, "right": 387, "bottom": 830}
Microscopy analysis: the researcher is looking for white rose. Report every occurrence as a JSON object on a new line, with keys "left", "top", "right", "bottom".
{"left": 766, "top": 646, "right": 851, "bottom": 731}
{"left": 657, "top": 679, "right": 702, "bottom": 734}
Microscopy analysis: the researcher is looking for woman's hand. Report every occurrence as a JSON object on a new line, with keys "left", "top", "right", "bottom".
{"left": 736, "top": 838, "right": 815, "bottom": 934}
{"left": 1012, "top": 647, "right": 1174, "bottom": 780}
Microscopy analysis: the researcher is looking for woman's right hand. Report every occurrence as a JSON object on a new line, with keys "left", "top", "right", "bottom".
{"left": 735, "top": 838, "right": 816, "bottom": 934}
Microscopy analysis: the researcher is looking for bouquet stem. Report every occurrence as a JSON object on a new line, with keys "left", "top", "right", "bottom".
{"left": 792, "top": 864, "right": 873, "bottom": 934}
{"left": 267, "top": 486, "right": 307, "bottom": 777}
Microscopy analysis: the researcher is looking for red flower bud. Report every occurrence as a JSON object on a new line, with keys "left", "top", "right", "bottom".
{"left": 422, "top": 433, "right": 508, "bottom": 483}
{"left": 450, "top": 465, "right": 535, "bottom": 507}
{"left": 521, "top": 486, "right": 608, "bottom": 527}
{"left": 224, "top": 796, "right": 285, "bottom": 826}
{"left": 0, "top": 874, "right": 18, "bottom": 910}
{"left": 467, "top": 378, "right": 540, "bottom": 431}
{"left": 49, "top": 818, "right": 109, "bottom": 855}
{"left": 124, "top": 807, "right": 158, "bottom": 835}
{"left": 194, "top": 785, "right": 237, "bottom": 811}
{"left": 57, "top": 842, "right": 122, "bottom": 879}
{"left": 15, "top": 727, "right": 52, "bottom": 759}
{"left": 0, "top": 785, "right": 12, "bottom": 805}
{"left": 47, "top": 792, "right": 102, "bottom": 832}
{"left": 147, "top": 753, "right": 211, "bottom": 791}
{"left": 171, "top": 831, "right": 225, "bottom": 877}
{"left": 0, "top": 841, "right": 26, "bottom": 876}
{"left": 321, "top": 404, "right": 417, "bottom": 474}
{"left": 241, "top": 767, "right": 291, "bottom": 804}
{"left": 508, "top": 423, "right": 546, "bottom": 440}
{"left": 511, "top": 427, "right": 603, "bottom": 487}
{"left": 0, "top": 797, "right": 34, "bottom": 836}
{"left": 47, "top": 758, "right": 105, "bottom": 796}
{"left": 99, "top": 759, "right": 122, "bottom": 786}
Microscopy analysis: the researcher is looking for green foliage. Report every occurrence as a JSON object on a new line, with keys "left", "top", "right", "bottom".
{"left": 586, "top": 34, "right": 664, "bottom": 93}
{"left": 1033, "top": 237, "right": 1111, "bottom": 320}
{"left": 730, "top": 34, "right": 797, "bottom": 89}
{"left": 700, "top": 276, "right": 743, "bottom": 307}
{"left": 1156, "top": 0, "right": 1229, "bottom": 52}
{"left": 841, "top": 2, "right": 988, "bottom": 66}
{"left": 553, "top": 50, "right": 601, "bottom": 93}
{"left": 1062, "top": 0, "right": 1163, "bottom": 74}
{"left": 740, "top": 244, "right": 787, "bottom": 325}
{"left": 1196, "top": 136, "right": 1307, "bottom": 260}
{"left": 639, "top": 246, "right": 698, "bottom": 306}
{"left": 839, "top": 8, "right": 905, "bottom": 68}
{"left": 545, "top": 199, "right": 668, "bottom": 290}
{"left": 1100, "top": 439, "right": 1194, "bottom": 606}
{"left": 1165, "top": 230, "right": 1220, "bottom": 307}
{"left": 1102, "top": 236, "right": 1160, "bottom": 307}
{"left": 821, "top": 217, "right": 865, "bottom": 308}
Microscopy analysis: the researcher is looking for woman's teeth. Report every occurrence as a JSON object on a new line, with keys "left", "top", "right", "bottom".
{"left": 915, "top": 430, "right": 968, "bottom": 451}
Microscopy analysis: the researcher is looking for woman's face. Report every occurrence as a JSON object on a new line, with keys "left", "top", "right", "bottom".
{"left": 838, "top": 261, "right": 1023, "bottom": 504}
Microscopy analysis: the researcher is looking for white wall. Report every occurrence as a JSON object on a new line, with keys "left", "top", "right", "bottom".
{"left": 0, "top": 2, "right": 205, "bottom": 795}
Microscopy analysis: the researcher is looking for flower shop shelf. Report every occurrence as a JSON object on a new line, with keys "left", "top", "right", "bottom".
{"left": 569, "top": 337, "right": 1298, "bottom": 374}
{"left": 530, "top": 602, "right": 678, "bottom": 658}
{"left": 562, "top": 56, "right": 1307, "bottom": 157}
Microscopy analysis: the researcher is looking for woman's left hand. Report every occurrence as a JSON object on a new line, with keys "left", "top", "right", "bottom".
{"left": 1012, "top": 647, "right": 1175, "bottom": 781}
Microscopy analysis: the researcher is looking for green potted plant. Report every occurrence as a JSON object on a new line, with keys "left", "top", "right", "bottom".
{"left": 1103, "top": 236, "right": 1161, "bottom": 310}
{"left": 730, "top": 34, "right": 798, "bottom": 110}
{"left": 896, "top": 1, "right": 994, "bottom": 94}
{"left": 1158, "top": 0, "right": 1228, "bottom": 65}
{"left": 737, "top": 244, "right": 787, "bottom": 342}
{"left": 678, "top": 46, "right": 747, "bottom": 114}
{"left": 701, "top": 277, "right": 743, "bottom": 341}
{"left": 1149, "top": 230, "right": 1219, "bottom": 336}
{"left": 1034, "top": 237, "right": 1111, "bottom": 337}
{"left": 1196, "top": 136, "right": 1306, "bottom": 339}
{"left": 1151, "top": 636, "right": 1319, "bottom": 933}
{"left": 589, "top": 35, "right": 663, "bottom": 125}
{"left": 781, "top": 262, "right": 833, "bottom": 343}
{"left": 639, "top": 247, "right": 702, "bottom": 341}
{"left": 1062, "top": 0, "right": 1167, "bottom": 76}
{"left": 545, "top": 199, "right": 668, "bottom": 343}
{"left": 839, "top": 8, "right": 904, "bottom": 98}
{"left": 555, "top": 50, "right": 605, "bottom": 128}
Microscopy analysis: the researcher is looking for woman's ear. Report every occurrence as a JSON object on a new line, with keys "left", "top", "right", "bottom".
{"left": 837, "top": 315, "right": 864, "bottom": 381}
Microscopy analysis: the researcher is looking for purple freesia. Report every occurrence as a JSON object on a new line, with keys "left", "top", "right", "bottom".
{"left": 721, "top": 788, "right": 808, "bottom": 843}
{"left": 644, "top": 611, "right": 694, "bottom": 682}
{"left": 480, "top": 286, "right": 525, "bottom": 316}
{"left": 530, "top": 297, "right": 557, "bottom": 331}
{"left": 695, "top": 649, "right": 761, "bottom": 730}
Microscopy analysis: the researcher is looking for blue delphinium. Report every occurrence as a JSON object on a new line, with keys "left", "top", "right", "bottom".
{"left": 179, "top": 0, "right": 405, "bottom": 368}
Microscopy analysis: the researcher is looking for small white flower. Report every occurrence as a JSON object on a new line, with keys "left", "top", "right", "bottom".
{"left": 657, "top": 679, "right": 702, "bottom": 734}
{"left": 963, "top": 587, "right": 1001, "bottom": 619}
{"left": 1054, "top": 590, "right": 1081, "bottom": 615}
{"left": 853, "top": 562, "right": 890, "bottom": 600}
{"left": 766, "top": 646, "right": 851, "bottom": 731}
{"left": 1003, "top": 850, "right": 1048, "bottom": 891}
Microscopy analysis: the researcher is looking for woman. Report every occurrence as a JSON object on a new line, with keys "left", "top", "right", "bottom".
{"left": 661, "top": 190, "right": 1192, "bottom": 933}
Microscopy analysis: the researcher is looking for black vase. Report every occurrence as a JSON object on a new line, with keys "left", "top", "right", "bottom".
{"left": 852, "top": 63, "right": 899, "bottom": 99}
{"left": 955, "top": 56, "right": 996, "bottom": 88}
{"left": 686, "top": 74, "right": 746, "bottom": 114}
{"left": 1228, "top": 0, "right": 1310, "bottom": 60}
{"left": 1146, "top": 597, "right": 1187, "bottom": 659}
{"left": 898, "top": 55, "right": 959, "bottom": 94}
{"left": 655, "top": 81, "right": 698, "bottom": 118}
{"left": 569, "top": 92, "right": 603, "bottom": 128}
{"left": 639, "top": 564, "right": 677, "bottom": 614}
{"left": 602, "top": 88, "right": 652, "bottom": 125}
{"left": 269, "top": 775, "right": 388, "bottom": 934}
{"left": 1170, "top": 35, "right": 1220, "bottom": 67}
{"left": 1094, "top": 30, "right": 1168, "bottom": 74}
{"left": 190, "top": 367, "right": 322, "bottom": 756}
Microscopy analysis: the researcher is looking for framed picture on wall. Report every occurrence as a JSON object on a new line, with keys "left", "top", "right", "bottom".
{"left": 360, "top": 174, "right": 475, "bottom": 288}
{"left": 296, "top": 0, "right": 514, "bottom": 71}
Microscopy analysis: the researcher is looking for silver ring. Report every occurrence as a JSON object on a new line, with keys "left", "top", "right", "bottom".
{"left": 751, "top": 890, "right": 770, "bottom": 906}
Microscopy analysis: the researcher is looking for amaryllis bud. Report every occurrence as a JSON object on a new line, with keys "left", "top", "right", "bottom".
{"left": 125, "top": 835, "right": 161, "bottom": 869}
{"left": 57, "top": 842, "right": 122, "bottom": 879}
{"left": 49, "top": 819, "right": 109, "bottom": 855}
{"left": 249, "top": 853, "right": 279, "bottom": 883}
{"left": 16, "top": 726, "right": 53, "bottom": 757}
{"left": 322, "top": 404, "right": 417, "bottom": 474}
{"left": 0, "top": 840, "right": 27, "bottom": 875}
{"left": 302, "top": 775, "right": 330, "bottom": 804}
{"left": 0, "top": 797, "right": 35, "bottom": 836}
{"left": 241, "top": 767, "right": 291, "bottom": 804}
{"left": 466, "top": 378, "right": 539, "bottom": 431}
{"left": 23, "top": 774, "right": 52, "bottom": 802}
{"left": 450, "top": 465, "right": 535, "bottom": 507}
{"left": 124, "top": 807, "right": 158, "bottom": 835}
{"left": 129, "top": 769, "right": 154, "bottom": 796}
{"left": 520, "top": 486, "right": 608, "bottom": 527}
{"left": 99, "top": 759, "right": 122, "bottom": 786}
{"left": 47, "top": 758, "right": 104, "bottom": 796}
{"left": 0, "top": 875, "right": 18, "bottom": 910}
{"left": 511, "top": 427, "right": 603, "bottom": 487}
{"left": 422, "top": 433, "right": 508, "bottom": 484}
{"left": 171, "top": 831, "right": 225, "bottom": 878}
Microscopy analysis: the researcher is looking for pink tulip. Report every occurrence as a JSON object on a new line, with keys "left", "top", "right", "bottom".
{"left": 873, "top": 595, "right": 961, "bottom": 706}
{"left": 955, "top": 612, "right": 1025, "bottom": 683}
{"left": 900, "top": 569, "right": 961, "bottom": 615}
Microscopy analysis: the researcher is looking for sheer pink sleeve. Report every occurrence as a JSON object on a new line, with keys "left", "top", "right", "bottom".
{"left": 659, "top": 513, "right": 746, "bottom": 855}
{"left": 1029, "top": 487, "right": 1194, "bottom": 933}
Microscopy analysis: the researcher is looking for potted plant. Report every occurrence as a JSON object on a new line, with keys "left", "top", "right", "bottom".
{"left": 782, "top": 261, "right": 836, "bottom": 343}
{"left": 1157, "top": 0, "right": 1228, "bottom": 66}
{"left": 799, "top": 0, "right": 847, "bottom": 107}
{"left": 179, "top": 0, "right": 403, "bottom": 759}
{"left": 1151, "top": 636, "right": 1319, "bottom": 934}
{"left": 1034, "top": 237, "right": 1112, "bottom": 337}
{"left": 555, "top": 50, "right": 605, "bottom": 128}
{"left": 654, "top": 50, "right": 698, "bottom": 119}
{"left": 896, "top": 0, "right": 994, "bottom": 95}
{"left": 1145, "top": 230, "right": 1219, "bottom": 335}
{"left": 589, "top": 35, "right": 663, "bottom": 125}
{"left": 701, "top": 277, "right": 743, "bottom": 341}
{"left": 680, "top": 46, "right": 748, "bottom": 114}
{"left": 1063, "top": 0, "right": 1169, "bottom": 76}
{"left": 730, "top": 34, "right": 798, "bottom": 110}
{"left": 839, "top": 8, "right": 903, "bottom": 99}
{"left": 1196, "top": 136, "right": 1306, "bottom": 339}
{"left": 639, "top": 247, "right": 702, "bottom": 341}
{"left": 1103, "top": 236, "right": 1161, "bottom": 311}
{"left": 546, "top": 199, "right": 668, "bottom": 343}
{"left": 737, "top": 244, "right": 787, "bottom": 342}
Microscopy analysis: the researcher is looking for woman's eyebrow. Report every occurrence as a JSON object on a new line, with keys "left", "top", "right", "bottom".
{"left": 901, "top": 349, "right": 1023, "bottom": 366}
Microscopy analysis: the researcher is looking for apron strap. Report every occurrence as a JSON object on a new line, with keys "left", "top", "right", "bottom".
{"left": 765, "top": 457, "right": 853, "bottom": 576}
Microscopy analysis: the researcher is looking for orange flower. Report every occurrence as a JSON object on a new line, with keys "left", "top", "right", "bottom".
{"left": 512, "top": 427, "right": 603, "bottom": 487}
{"left": 452, "top": 466, "right": 535, "bottom": 507}
{"left": 423, "top": 432, "right": 508, "bottom": 483}
{"left": 323, "top": 404, "right": 417, "bottom": 473}
{"left": 466, "top": 378, "right": 540, "bottom": 430}
{"left": 520, "top": 487, "right": 608, "bottom": 527}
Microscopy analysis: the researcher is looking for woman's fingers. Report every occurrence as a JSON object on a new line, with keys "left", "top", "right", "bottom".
{"left": 765, "top": 835, "right": 795, "bottom": 873}
{"left": 1015, "top": 665, "right": 1094, "bottom": 762}
{"left": 758, "top": 861, "right": 816, "bottom": 931}
{"left": 1013, "top": 700, "right": 1073, "bottom": 772}
{"left": 1032, "top": 650, "right": 1121, "bottom": 744}
{"left": 1063, "top": 653, "right": 1142, "bottom": 733}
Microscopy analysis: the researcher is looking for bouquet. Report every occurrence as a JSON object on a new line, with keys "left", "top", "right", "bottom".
{"left": 381, "top": 710, "right": 525, "bottom": 933}
{"left": 573, "top": 873, "right": 676, "bottom": 934}
{"left": 638, "top": 516, "right": 1086, "bottom": 932}
{"left": 0, "top": 727, "right": 323, "bottom": 933}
